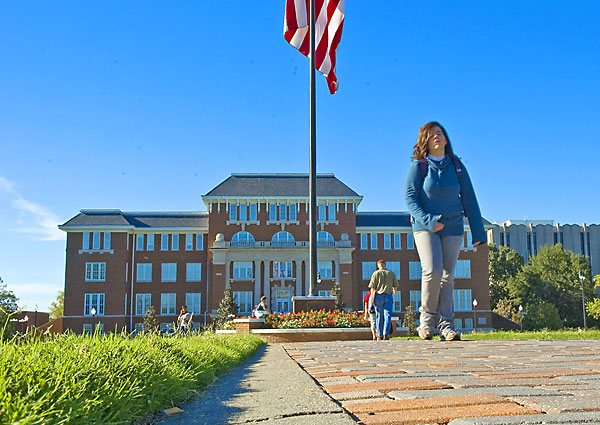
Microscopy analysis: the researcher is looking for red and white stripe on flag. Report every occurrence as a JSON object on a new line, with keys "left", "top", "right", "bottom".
{"left": 284, "top": 0, "right": 344, "bottom": 94}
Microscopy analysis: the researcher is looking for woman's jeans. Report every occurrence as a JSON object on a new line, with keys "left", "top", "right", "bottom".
{"left": 373, "top": 293, "right": 393, "bottom": 337}
{"left": 414, "top": 231, "right": 463, "bottom": 333}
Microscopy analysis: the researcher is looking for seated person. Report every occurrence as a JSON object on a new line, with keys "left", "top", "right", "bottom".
{"left": 177, "top": 306, "right": 193, "bottom": 331}
{"left": 253, "top": 296, "right": 271, "bottom": 318}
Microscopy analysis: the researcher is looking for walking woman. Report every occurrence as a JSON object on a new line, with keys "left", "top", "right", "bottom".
{"left": 405, "top": 122, "right": 486, "bottom": 341}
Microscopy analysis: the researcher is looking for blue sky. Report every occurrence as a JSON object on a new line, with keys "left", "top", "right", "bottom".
{"left": 1, "top": 1, "right": 599, "bottom": 311}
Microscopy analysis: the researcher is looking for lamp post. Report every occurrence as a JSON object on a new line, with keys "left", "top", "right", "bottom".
{"left": 518, "top": 305, "right": 523, "bottom": 331}
{"left": 90, "top": 307, "right": 97, "bottom": 334}
{"left": 472, "top": 299, "right": 478, "bottom": 332}
{"left": 34, "top": 304, "right": 38, "bottom": 329}
{"left": 579, "top": 271, "right": 587, "bottom": 329}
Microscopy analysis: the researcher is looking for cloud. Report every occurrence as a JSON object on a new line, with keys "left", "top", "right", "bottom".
{"left": 0, "top": 176, "right": 65, "bottom": 241}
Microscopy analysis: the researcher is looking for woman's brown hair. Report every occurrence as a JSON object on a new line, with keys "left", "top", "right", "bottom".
{"left": 412, "top": 121, "right": 455, "bottom": 160}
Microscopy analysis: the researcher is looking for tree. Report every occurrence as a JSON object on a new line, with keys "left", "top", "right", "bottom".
{"left": 488, "top": 244, "right": 524, "bottom": 309}
{"left": 0, "top": 277, "right": 19, "bottom": 339}
{"left": 217, "top": 288, "right": 238, "bottom": 327}
{"left": 507, "top": 244, "right": 594, "bottom": 328}
{"left": 586, "top": 298, "right": 600, "bottom": 320}
{"left": 48, "top": 290, "right": 64, "bottom": 320}
{"left": 493, "top": 298, "right": 520, "bottom": 323}
{"left": 142, "top": 305, "right": 160, "bottom": 333}
{"left": 523, "top": 301, "right": 563, "bottom": 330}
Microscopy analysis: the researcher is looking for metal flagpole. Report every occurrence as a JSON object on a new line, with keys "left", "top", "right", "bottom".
{"left": 308, "top": 0, "right": 318, "bottom": 296}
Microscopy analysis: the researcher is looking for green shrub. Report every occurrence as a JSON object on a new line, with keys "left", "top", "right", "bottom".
{"left": 402, "top": 306, "right": 418, "bottom": 337}
{"left": 523, "top": 301, "right": 563, "bottom": 330}
{"left": 586, "top": 298, "right": 600, "bottom": 320}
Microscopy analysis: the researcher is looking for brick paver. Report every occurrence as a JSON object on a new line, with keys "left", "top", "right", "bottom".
{"left": 284, "top": 339, "right": 600, "bottom": 424}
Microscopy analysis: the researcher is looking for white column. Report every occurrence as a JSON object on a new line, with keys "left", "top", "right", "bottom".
{"left": 294, "top": 260, "right": 302, "bottom": 297}
{"left": 304, "top": 261, "right": 309, "bottom": 295}
{"left": 254, "top": 260, "right": 261, "bottom": 304}
{"left": 225, "top": 261, "right": 231, "bottom": 288}
{"left": 335, "top": 261, "right": 340, "bottom": 283}
{"left": 264, "top": 260, "right": 270, "bottom": 305}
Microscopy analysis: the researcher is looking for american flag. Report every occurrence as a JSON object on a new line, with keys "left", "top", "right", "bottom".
{"left": 284, "top": 0, "right": 345, "bottom": 94}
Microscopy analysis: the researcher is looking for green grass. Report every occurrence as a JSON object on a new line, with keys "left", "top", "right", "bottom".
{"left": 392, "top": 329, "right": 600, "bottom": 341}
{"left": 0, "top": 331, "right": 264, "bottom": 425}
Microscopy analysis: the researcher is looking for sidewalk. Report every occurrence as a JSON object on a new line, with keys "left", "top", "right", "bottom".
{"left": 155, "top": 339, "right": 600, "bottom": 425}
{"left": 154, "top": 343, "right": 356, "bottom": 425}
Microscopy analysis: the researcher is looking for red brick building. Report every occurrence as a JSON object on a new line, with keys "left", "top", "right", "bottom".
{"left": 59, "top": 173, "right": 491, "bottom": 333}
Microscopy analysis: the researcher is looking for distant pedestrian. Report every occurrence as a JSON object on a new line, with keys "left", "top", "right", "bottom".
{"left": 405, "top": 122, "right": 485, "bottom": 341}
{"left": 253, "top": 296, "right": 271, "bottom": 318}
{"left": 363, "top": 291, "right": 377, "bottom": 340}
{"left": 369, "top": 260, "right": 399, "bottom": 340}
{"left": 177, "top": 306, "right": 193, "bottom": 332}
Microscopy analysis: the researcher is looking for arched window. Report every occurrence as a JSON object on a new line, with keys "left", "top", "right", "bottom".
{"left": 271, "top": 231, "right": 295, "bottom": 247}
{"left": 317, "top": 231, "right": 335, "bottom": 247}
{"left": 231, "top": 231, "right": 255, "bottom": 247}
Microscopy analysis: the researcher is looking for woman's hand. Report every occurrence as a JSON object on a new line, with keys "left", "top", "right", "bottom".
{"left": 433, "top": 221, "right": 444, "bottom": 232}
{"left": 473, "top": 241, "right": 483, "bottom": 246}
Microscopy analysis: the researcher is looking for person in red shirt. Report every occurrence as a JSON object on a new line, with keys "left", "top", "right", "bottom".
{"left": 363, "top": 292, "right": 377, "bottom": 340}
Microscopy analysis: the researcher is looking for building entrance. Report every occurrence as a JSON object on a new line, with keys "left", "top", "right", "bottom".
{"left": 274, "top": 289, "right": 291, "bottom": 314}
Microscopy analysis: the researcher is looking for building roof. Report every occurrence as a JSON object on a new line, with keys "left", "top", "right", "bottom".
{"left": 203, "top": 174, "right": 361, "bottom": 198}
{"left": 59, "top": 210, "right": 209, "bottom": 230}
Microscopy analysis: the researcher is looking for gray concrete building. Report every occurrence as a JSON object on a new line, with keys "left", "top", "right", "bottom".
{"left": 487, "top": 220, "right": 600, "bottom": 276}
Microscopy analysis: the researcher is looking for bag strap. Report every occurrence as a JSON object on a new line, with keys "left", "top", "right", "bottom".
{"left": 419, "top": 155, "right": 463, "bottom": 183}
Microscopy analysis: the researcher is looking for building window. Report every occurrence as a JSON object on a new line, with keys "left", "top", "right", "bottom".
{"left": 464, "top": 317, "right": 474, "bottom": 329}
{"left": 85, "top": 262, "right": 106, "bottom": 281}
{"left": 454, "top": 318, "right": 463, "bottom": 329}
{"left": 136, "top": 234, "right": 144, "bottom": 251}
{"left": 186, "top": 263, "right": 202, "bottom": 281}
{"left": 82, "top": 232, "right": 90, "bottom": 250}
{"left": 84, "top": 293, "right": 105, "bottom": 315}
{"left": 161, "top": 293, "right": 176, "bottom": 315}
{"left": 328, "top": 204, "right": 336, "bottom": 221}
{"left": 559, "top": 232, "right": 563, "bottom": 245}
{"left": 147, "top": 234, "right": 154, "bottom": 251}
{"left": 553, "top": 232, "right": 558, "bottom": 245}
{"left": 362, "top": 262, "right": 377, "bottom": 280}
{"left": 500, "top": 232, "right": 505, "bottom": 246}
{"left": 159, "top": 323, "right": 174, "bottom": 332}
{"left": 229, "top": 203, "right": 237, "bottom": 221}
{"left": 392, "top": 292, "right": 402, "bottom": 312}
{"left": 279, "top": 204, "right": 287, "bottom": 221}
{"left": 135, "top": 293, "right": 151, "bottom": 315}
{"left": 136, "top": 263, "right": 152, "bottom": 282}
{"left": 533, "top": 232, "right": 537, "bottom": 256}
{"left": 289, "top": 204, "right": 296, "bottom": 221}
{"left": 318, "top": 290, "right": 331, "bottom": 297}
{"left": 455, "top": 260, "right": 471, "bottom": 279}
{"left": 407, "top": 233, "right": 414, "bottom": 249}
{"left": 273, "top": 261, "right": 293, "bottom": 278}
{"left": 134, "top": 323, "right": 144, "bottom": 333}
{"left": 104, "top": 233, "right": 111, "bottom": 250}
{"left": 506, "top": 232, "right": 511, "bottom": 248}
{"left": 317, "top": 231, "right": 335, "bottom": 247}
{"left": 581, "top": 232, "right": 586, "bottom": 255}
{"left": 83, "top": 324, "right": 93, "bottom": 335}
{"left": 161, "top": 263, "right": 177, "bottom": 282}
{"left": 249, "top": 203, "right": 258, "bottom": 221}
{"left": 370, "top": 233, "right": 378, "bottom": 250}
{"left": 318, "top": 261, "right": 333, "bottom": 279}
{"left": 231, "top": 231, "right": 255, "bottom": 247}
{"left": 269, "top": 203, "right": 277, "bottom": 221}
{"left": 409, "top": 261, "right": 422, "bottom": 280}
{"left": 161, "top": 234, "right": 169, "bottom": 251}
{"left": 453, "top": 289, "right": 472, "bottom": 311}
{"left": 387, "top": 261, "right": 400, "bottom": 278}
{"left": 272, "top": 231, "right": 295, "bottom": 247}
{"left": 172, "top": 234, "right": 179, "bottom": 251}
{"left": 233, "top": 261, "right": 253, "bottom": 279}
{"left": 186, "top": 234, "right": 193, "bottom": 251}
{"left": 317, "top": 204, "right": 326, "bottom": 221}
{"left": 384, "top": 233, "right": 391, "bottom": 250}
{"left": 233, "top": 291, "right": 253, "bottom": 314}
{"left": 239, "top": 203, "right": 247, "bottom": 221}
{"left": 409, "top": 290, "right": 421, "bottom": 312}
{"left": 186, "top": 293, "right": 202, "bottom": 314}
{"left": 92, "top": 232, "right": 101, "bottom": 250}
{"left": 360, "top": 233, "right": 368, "bottom": 250}
{"left": 196, "top": 234, "right": 203, "bottom": 250}
{"left": 393, "top": 233, "right": 401, "bottom": 250}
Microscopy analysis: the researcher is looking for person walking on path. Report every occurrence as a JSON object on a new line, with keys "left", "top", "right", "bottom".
{"left": 404, "top": 122, "right": 486, "bottom": 341}
{"left": 369, "top": 259, "right": 399, "bottom": 340}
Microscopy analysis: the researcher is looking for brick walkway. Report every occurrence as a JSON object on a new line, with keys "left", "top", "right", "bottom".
{"left": 283, "top": 339, "right": 600, "bottom": 425}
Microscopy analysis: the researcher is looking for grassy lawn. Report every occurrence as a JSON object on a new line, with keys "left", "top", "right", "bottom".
{"left": 0, "top": 332, "right": 264, "bottom": 425}
{"left": 392, "top": 329, "right": 600, "bottom": 340}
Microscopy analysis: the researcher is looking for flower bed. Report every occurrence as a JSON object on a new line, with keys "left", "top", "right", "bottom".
{"left": 263, "top": 310, "right": 369, "bottom": 329}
